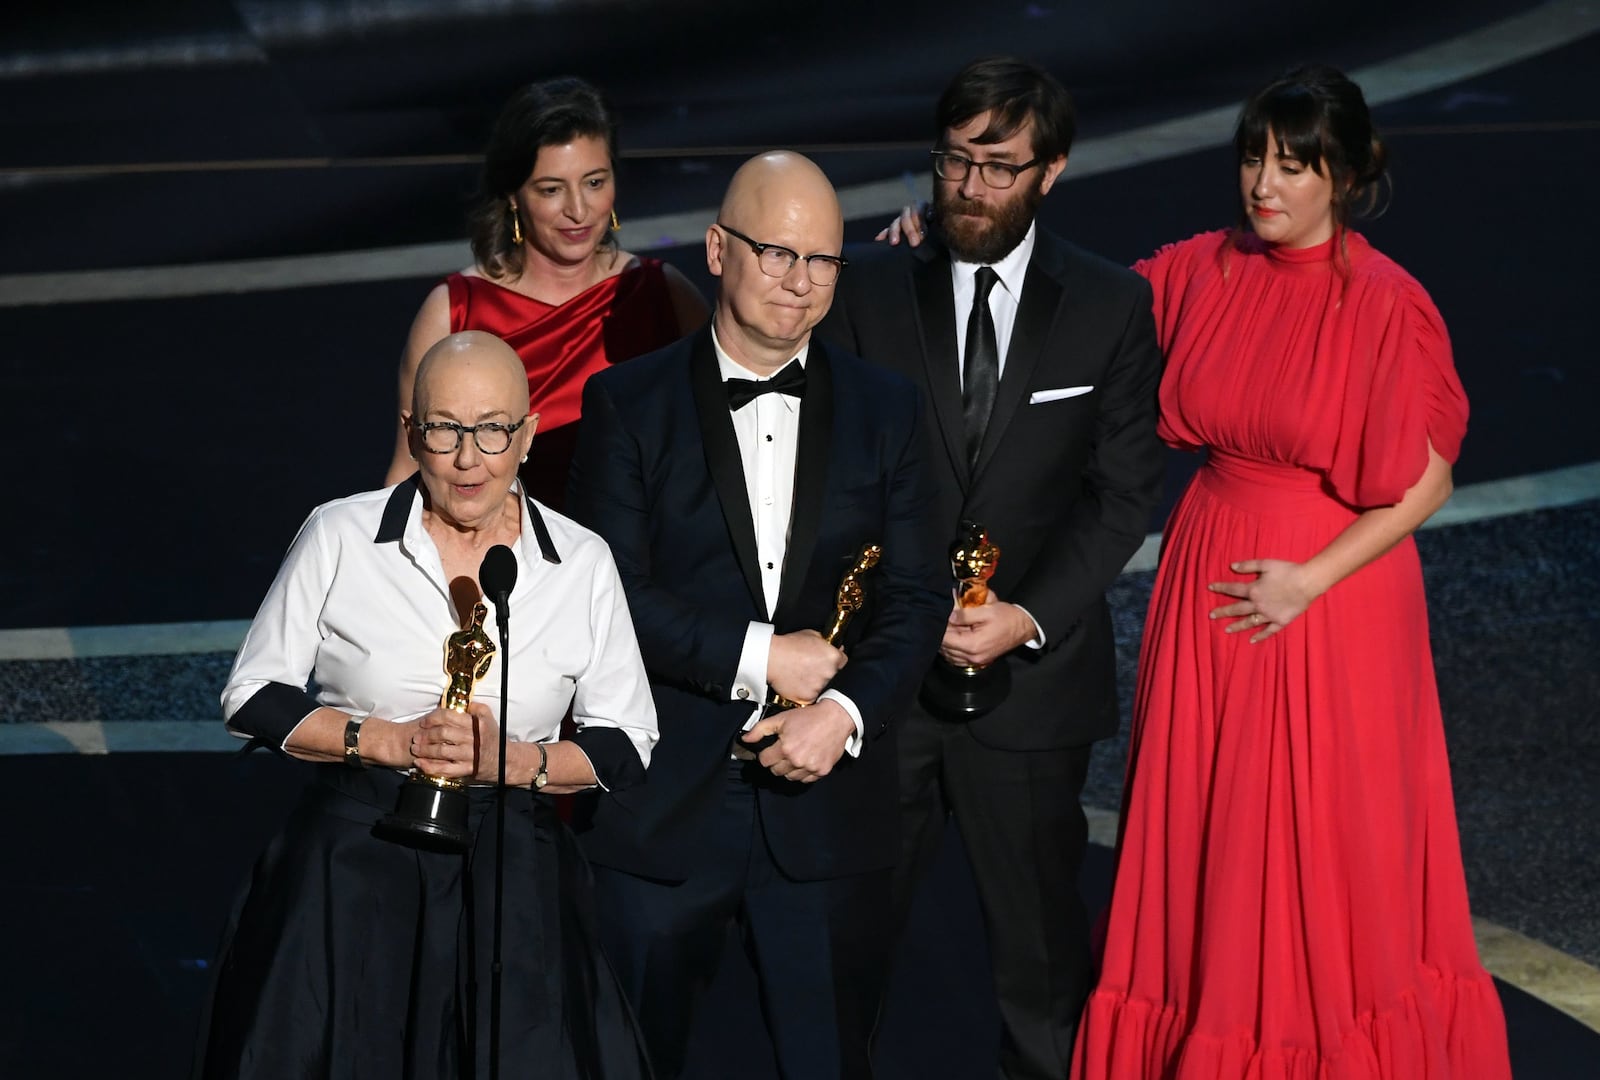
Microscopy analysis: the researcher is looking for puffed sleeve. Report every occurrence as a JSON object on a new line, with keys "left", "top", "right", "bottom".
{"left": 1135, "top": 231, "right": 1225, "bottom": 453}
{"left": 567, "top": 543, "right": 659, "bottom": 791}
{"left": 1133, "top": 231, "right": 1226, "bottom": 334}
{"left": 221, "top": 506, "right": 337, "bottom": 746}
{"left": 1324, "top": 276, "right": 1468, "bottom": 508}
{"left": 1132, "top": 239, "right": 1180, "bottom": 315}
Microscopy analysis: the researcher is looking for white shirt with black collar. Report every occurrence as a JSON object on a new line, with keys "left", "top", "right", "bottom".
{"left": 713, "top": 325, "right": 865, "bottom": 756}
{"left": 220, "top": 480, "right": 659, "bottom": 785}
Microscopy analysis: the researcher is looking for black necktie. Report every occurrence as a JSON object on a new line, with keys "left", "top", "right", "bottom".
{"left": 962, "top": 266, "right": 1000, "bottom": 466}
{"left": 726, "top": 359, "right": 807, "bottom": 411}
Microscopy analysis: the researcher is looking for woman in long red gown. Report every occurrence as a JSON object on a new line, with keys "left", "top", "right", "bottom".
{"left": 1072, "top": 65, "right": 1512, "bottom": 1079}
{"left": 385, "top": 77, "right": 707, "bottom": 508}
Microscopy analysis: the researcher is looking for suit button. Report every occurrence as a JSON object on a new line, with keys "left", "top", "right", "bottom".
{"left": 736, "top": 688, "right": 750, "bottom": 700}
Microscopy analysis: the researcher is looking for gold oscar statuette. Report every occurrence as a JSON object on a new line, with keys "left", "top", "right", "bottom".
{"left": 374, "top": 601, "right": 496, "bottom": 852}
{"left": 922, "top": 521, "right": 1012, "bottom": 718}
{"left": 770, "top": 543, "right": 883, "bottom": 709}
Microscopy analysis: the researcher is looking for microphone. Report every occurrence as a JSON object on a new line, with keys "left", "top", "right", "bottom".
{"left": 479, "top": 544, "right": 518, "bottom": 627}
{"left": 478, "top": 541, "right": 518, "bottom": 1079}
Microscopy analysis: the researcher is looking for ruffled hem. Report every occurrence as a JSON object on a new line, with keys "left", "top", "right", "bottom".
{"left": 1072, "top": 967, "right": 1510, "bottom": 1080}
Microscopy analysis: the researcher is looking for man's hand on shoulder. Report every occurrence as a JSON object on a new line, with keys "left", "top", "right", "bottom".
{"left": 766, "top": 629, "right": 846, "bottom": 705}
{"left": 740, "top": 700, "right": 856, "bottom": 784}
{"left": 940, "top": 594, "right": 1038, "bottom": 668}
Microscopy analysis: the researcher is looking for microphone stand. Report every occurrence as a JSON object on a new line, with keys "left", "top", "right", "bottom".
{"left": 489, "top": 589, "right": 510, "bottom": 1080}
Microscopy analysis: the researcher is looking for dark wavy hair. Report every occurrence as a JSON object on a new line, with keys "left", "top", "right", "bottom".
{"left": 467, "top": 77, "right": 619, "bottom": 280}
{"left": 1234, "top": 63, "right": 1390, "bottom": 234}
{"left": 935, "top": 56, "right": 1076, "bottom": 162}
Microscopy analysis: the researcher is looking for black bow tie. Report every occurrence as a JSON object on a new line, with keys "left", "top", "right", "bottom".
{"left": 725, "top": 359, "right": 807, "bottom": 411}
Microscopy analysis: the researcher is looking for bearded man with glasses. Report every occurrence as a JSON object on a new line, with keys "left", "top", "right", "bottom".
{"left": 819, "top": 56, "right": 1165, "bottom": 1080}
{"left": 568, "top": 151, "right": 948, "bottom": 1079}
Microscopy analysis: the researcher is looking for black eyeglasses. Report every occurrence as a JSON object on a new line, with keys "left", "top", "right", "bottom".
{"left": 930, "top": 150, "right": 1042, "bottom": 189}
{"left": 716, "top": 223, "right": 847, "bottom": 286}
{"left": 412, "top": 417, "right": 528, "bottom": 455}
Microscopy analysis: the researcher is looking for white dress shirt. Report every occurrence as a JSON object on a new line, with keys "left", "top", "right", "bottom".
{"left": 947, "top": 223, "right": 1047, "bottom": 649}
{"left": 713, "top": 326, "right": 865, "bottom": 756}
{"left": 950, "top": 221, "right": 1037, "bottom": 384}
{"left": 221, "top": 482, "right": 659, "bottom": 780}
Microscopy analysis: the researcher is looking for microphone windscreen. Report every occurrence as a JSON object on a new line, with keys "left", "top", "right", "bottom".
{"left": 480, "top": 544, "right": 518, "bottom": 599}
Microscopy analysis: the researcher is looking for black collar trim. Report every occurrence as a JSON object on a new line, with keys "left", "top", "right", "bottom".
{"left": 374, "top": 473, "right": 561, "bottom": 565}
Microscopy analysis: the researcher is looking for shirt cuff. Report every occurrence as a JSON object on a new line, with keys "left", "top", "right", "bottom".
{"left": 569, "top": 726, "right": 647, "bottom": 792}
{"left": 569, "top": 742, "right": 604, "bottom": 793}
{"left": 817, "top": 689, "right": 865, "bottom": 757}
{"left": 1013, "top": 603, "right": 1046, "bottom": 650}
{"left": 733, "top": 622, "right": 773, "bottom": 704}
{"left": 229, "top": 681, "right": 322, "bottom": 750}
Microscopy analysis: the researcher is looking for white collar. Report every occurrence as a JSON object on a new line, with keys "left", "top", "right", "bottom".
{"left": 951, "top": 219, "right": 1037, "bottom": 298}
{"left": 711, "top": 322, "right": 811, "bottom": 382}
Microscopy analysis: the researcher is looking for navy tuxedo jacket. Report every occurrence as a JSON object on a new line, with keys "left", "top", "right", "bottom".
{"left": 567, "top": 327, "right": 948, "bottom": 882}
{"left": 819, "top": 228, "right": 1165, "bottom": 751}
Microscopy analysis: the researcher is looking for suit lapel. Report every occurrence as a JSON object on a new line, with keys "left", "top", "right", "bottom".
{"left": 911, "top": 252, "right": 970, "bottom": 489}
{"left": 688, "top": 329, "right": 767, "bottom": 617}
{"left": 773, "top": 339, "right": 834, "bottom": 623}
{"left": 972, "top": 236, "right": 1065, "bottom": 483}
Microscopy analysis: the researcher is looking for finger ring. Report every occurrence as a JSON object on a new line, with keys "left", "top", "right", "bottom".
{"left": 1253, "top": 613, "right": 1264, "bottom": 625}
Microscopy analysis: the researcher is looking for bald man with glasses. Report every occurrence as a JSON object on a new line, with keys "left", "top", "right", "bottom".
{"left": 568, "top": 150, "right": 947, "bottom": 1080}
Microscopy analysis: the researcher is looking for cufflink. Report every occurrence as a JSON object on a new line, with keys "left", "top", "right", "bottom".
{"left": 736, "top": 687, "right": 751, "bottom": 700}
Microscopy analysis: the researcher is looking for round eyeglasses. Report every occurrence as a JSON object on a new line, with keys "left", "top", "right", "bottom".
{"left": 412, "top": 417, "right": 528, "bottom": 455}
{"left": 930, "top": 150, "right": 1042, "bottom": 190}
{"left": 716, "top": 223, "right": 847, "bottom": 286}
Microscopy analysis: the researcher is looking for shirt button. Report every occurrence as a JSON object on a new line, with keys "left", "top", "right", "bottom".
{"left": 763, "top": 495, "right": 773, "bottom": 505}
{"left": 766, "top": 561, "right": 774, "bottom": 569}
{"left": 765, "top": 435, "right": 773, "bottom": 442}
{"left": 736, "top": 687, "right": 750, "bottom": 700}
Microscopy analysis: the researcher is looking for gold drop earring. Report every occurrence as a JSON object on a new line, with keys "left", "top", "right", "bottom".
{"left": 509, "top": 199, "right": 524, "bottom": 245}
{"left": 610, "top": 208, "right": 621, "bottom": 232}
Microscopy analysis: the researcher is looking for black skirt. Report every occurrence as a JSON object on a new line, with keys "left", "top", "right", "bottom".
{"left": 196, "top": 765, "right": 652, "bottom": 1079}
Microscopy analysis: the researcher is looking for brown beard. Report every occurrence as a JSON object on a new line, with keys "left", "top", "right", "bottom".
{"left": 932, "top": 174, "right": 1045, "bottom": 264}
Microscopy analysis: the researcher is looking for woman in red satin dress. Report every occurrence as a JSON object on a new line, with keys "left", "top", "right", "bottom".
{"left": 385, "top": 78, "right": 707, "bottom": 508}
{"left": 1072, "top": 66, "right": 1511, "bottom": 1079}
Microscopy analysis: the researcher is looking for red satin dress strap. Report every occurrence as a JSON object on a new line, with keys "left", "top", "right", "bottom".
{"left": 445, "top": 257, "right": 680, "bottom": 509}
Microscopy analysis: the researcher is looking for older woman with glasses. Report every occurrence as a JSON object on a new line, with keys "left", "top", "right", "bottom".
{"left": 384, "top": 77, "right": 707, "bottom": 509}
{"left": 200, "top": 331, "right": 659, "bottom": 1079}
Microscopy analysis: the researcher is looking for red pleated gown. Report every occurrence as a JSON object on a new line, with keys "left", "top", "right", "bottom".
{"left": 1073, "top": 230, "right": 1512, "bottom": 1079}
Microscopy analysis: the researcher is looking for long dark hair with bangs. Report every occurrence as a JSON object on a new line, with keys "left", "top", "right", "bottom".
{"left": 1233, "top": 64, "right": 1389, "bottom": 249}
{"left": 467, "top": 77, "right": 619, "bottom": 281}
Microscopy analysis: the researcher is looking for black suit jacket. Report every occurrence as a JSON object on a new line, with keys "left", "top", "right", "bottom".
{"left": 819, "top": 228, "right": 1164, "bottom": 751}
{"left": 567, "top": 327, "right": 948, "bottom": 882}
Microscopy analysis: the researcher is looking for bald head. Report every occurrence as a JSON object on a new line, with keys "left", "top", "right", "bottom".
{"left": 709, "top": 152, "right": 844, "bottom": 372}
{"left": 412, "top": 330, "right": 528, "bottom": 419}
{"left": 718, "top": 151, "right": 842, "bottom": 249}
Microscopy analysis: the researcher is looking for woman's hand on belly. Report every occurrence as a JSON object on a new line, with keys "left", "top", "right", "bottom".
{"left": 1208, "top": 558, "right": 1319, "bottom": 643}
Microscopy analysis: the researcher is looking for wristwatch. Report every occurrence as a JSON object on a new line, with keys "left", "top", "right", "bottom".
{"left": 533, "top": 741, "right": 549, "bottom": 790}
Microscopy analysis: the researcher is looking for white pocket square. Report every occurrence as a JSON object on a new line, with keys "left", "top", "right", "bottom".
{"left": 1029, "top": 386, "right": 1094, "bottom": 404}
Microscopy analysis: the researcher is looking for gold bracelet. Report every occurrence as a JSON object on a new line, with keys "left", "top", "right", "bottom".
{"left": 343, "top": 713, "right": 367, "bottom": 769}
